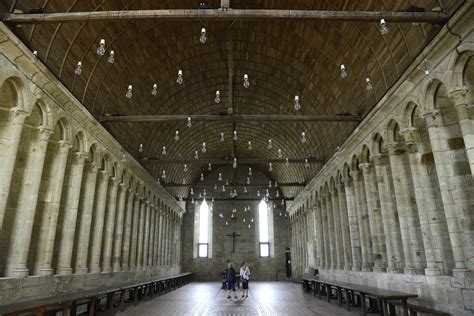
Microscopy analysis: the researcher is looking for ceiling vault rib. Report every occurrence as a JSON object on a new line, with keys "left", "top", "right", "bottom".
{"left": 142, "top": 158, "right": 325, "bottom": 164}
{"left": 100, "top": 114, "right": 362, "bottom": 122}
{"left": 2, "top": 10, "right": 447, "bottom": 24}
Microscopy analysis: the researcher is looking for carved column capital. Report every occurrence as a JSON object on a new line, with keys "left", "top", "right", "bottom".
{"left": 37, "top": 126, "right": 54, "bottom": 142}
{"left": 119, "top": 182, "right": 129, "bottom": 192}
{"left": 349, "top": 169, "right": 361, "bottom": 180}
{"left": 73, "top": 151, "right": 89, "bottom": 164}
{"left": 385, "top": 141, "right": 405, "bottom": 156}
{"left": 10, "top": 107, "right": 29, "bottom": 124}
{"left": 58, "top": 140, "right": 72, "bottom": 154}
{"left": 422, "top": 109, "right": 443, "bottom": 128}
{"left": 372, "top": 153, "right": 389, "bottom": 166}
{"left": 341, "top": 177, "right": 352, "bottom": 186}
{"left": 358, "top": 162, "right": 373, "bottom": 174}
{"left": 400, "top": 127, "right": 418, "bottom": 153}
{"left": 448, "top": 87, "right": 469, "bottom": 106}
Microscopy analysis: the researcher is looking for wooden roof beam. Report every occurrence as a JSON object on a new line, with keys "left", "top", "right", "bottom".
{"left": 162, "top": 182, "right": 305, "bottom": 187}
{"left": 100, "top": 114, "right": 362, "bottom": 123}
{"left": 143, "top": 158, "right": 325, "bottom": 164}
{"left": 2, "top": 10, "right": 447, "bottom": 24}
{"left": 179, "top": 197, "right": 293, "bottom": 202}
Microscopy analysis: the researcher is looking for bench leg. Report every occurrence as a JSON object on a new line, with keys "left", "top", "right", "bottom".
{"left": 361, "top": 293, "right": 367, "bottom": 316}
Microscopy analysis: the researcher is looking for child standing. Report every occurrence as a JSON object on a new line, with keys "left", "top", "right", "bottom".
{"left": 240, "top": 262, "right": 250, "bottom": 298}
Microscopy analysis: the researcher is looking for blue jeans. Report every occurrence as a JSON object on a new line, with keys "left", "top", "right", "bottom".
{"left": 227, "top": 281, "right": 235, "bottom": 291}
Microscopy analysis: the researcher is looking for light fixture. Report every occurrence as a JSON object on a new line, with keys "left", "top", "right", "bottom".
{"left": 248, "top": 224, "right": 251, "bottom": 229}
{"left": 268, "top": 181, "right": 272, "bottom": 188}
{"left": 32, "top": 50, "right": 38, "bottom": 62}
{"left": 301, "top": 132, "right": 307, "bottom": 144}
{"left": 285, "top": 157, "right": 289, "bottom": 166}
{"left": 305, "top": 158, "right": 310, "bottom": 167}
{"left": 194, "top": 150, "right": 199, "bottom": 159}
{"left": 266, "top": 189, "right": 270, "bottom": 197}
{"left": 366, "top": 78, "right": 373, "bottom": 91}
{"left": 226, "top": 179, "right": 229, "bottom": 185}
{"left": 294, "top": 95, "right": 301, "bottom": 111}
{"left": 214, "top": 184, "right": 217, "bottom": 190}
{"left": 246, "top": 177, "right": 250, "bottom": 185}
{"left": 203, "top": 189, "right": 207, "bottom": 196}
{"left": 187, "top": 116, "right": 192, "bottom": 128}
{"left": 200, "top": 27, "right": 207, "bottom": 44}
{"left": 268, "top": 139, "right": 273, "bottom": 149}
{"left": 182, "top": 178, "right": 186, "bottom": 185}
{"left": 257, "top": 190, "right": 260, "bottom": 197}
{"left": 162, "top": 170, "right": 166, "bottom": 180}
{"left": 200, "top": 173, "right": 204, "bottom": 181}
{"left": 233, "top": 158, "right": 237, "bottom": 168}
{"left": 215, "top": 90, "right": 221, "bottom": 104}
{"left": 281, "top": 199, "right": 285, "bottom": 205}
{"left": 225, "top": 221, "right": 228, "bottom": 226}
{"left": 244, "top": 186, "right": 248, "bottom": 193}
{"left": 243, "top": 74, "right": 250, "bottom": 88}
{"left": 279, "top": 212, "right": 282, "bottom": 217}
{"left": 175, "top": 131, "right": 180, "bottom": 141}
{"left": 184, "top": 164, "right": 188, "bottom": 172}
{"left": 218, "top": 173, "right": 222, "bottom": 181}
{"left": 126, "top": 85, "right": 133, "bottom": 99}
{"left": 275, "top": 181, "right": 278, "bottom": 187}
{"left": 190, "top": 188, "right": 194, "bottom": 195}
{"left": 212, "top": 197, "right": 215, "bottom": 202}
{"left": 138, "top": 144, "right": 143, "bottom": 152}
{"left": 248, "top": 167, "right": 252, "bottom": 176}
{"left": 208, "top": 163, "right": 212, "bottom": 171}
{"left": 233, "top": 130, "right": 238, "bottom": 141}
{"left": 243, "top": 218, "right": 246, "bottom": 223}
{"left": 177, "top": 69, "right": 183, "bottom": 85}
{"left": 248, "top": 141, "right": 253, "bottom": 150}
{"left": 222, "top": 185, "right": 226, "bottom": 192}
{"left": 379, "top": 18, "right": 389, "bottom": 35}
{"left": 202, "top": 142, "right": 206, "bottom": 153}
{"left": 276, "top": 191, "right": 280, "bottom": 198}
{"left": 108, "top": 50, "right": 115, "bottom": 64}
{"left": 192, "top": 197, "right": 195, "bottom": 204}
{"left": 278, "top": 149, "right": 283, "bottom": 158}
{"left": 268, "top": 163, "right": 273, "bottom": 172}
{"left": 220, "top": 132, "right": 225, "bottom": 142}
{"left": 75, "top": 61, "right": 82, "bottom": 75}
{"left": 162, "top": 146, "right": 166, "bottom": 155}
{"left": 151, "top": 83, "right": 158, "bottom": 96}
{"left": 97, "top": 39, "right": 106, "bottom": 56}
{"left": 340, "top": 64, "right": 348, "bottom": 78}
{"left": 251, "top": 218, "right": 254, "bottom": 223}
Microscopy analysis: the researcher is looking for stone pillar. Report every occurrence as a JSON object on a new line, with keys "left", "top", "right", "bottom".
{"left": 330, "top": 186, "right": 343, "bottom": 270}
{"left": 137, "top": 199, "right": 147, "bottom": 270}
{"left": 423, "top": 109, "right": 472, "bottom": 275}
{"left": 350, "top": 170, "right": 373, "bottom": 272}
{"left": 0, "top": 108, "right": 28, "bottom": 230}
{"left": 360, "top": 162, "right": 386, "bottom": 272}
{"left": 450, "top": 88, "right": 474, "bottom": 173}
{"left": 121, "top": 187, "right": 135, "bottom": 271}
{"left": 112, "top": 182, "right": 128, "bottom": 272}
{"left": 143, "top": 202, "right": 151, "bottom": 268}
{"left": 153, "top": 208, "right": 160, "bottom": 266}
{"left": 129, "top": 194, "right": 141, "bottom": 270}
{"left": 89, "top": 170, "right": 111, "bottom": 273}
{"left": 386, "top": 141, "right": 425, "bottom": 274}
{"left": 325, "top": 193, "right": 337, "bottom": 269}
{"left": 34, "top": 140, "right": 72, "bottom": 276}
{"left": 74, "top": 161, "right": 100, "bottom": 274}
{"left": 342, "top": 177, "right": 362, "bottom": 271}
{"left": 302, "top": 211, "right": 308, "bottom": 270}
{"left": 101, "top": 176, "right": 120, "bottom": 273}
{"left": 157, "top": 211, "right": 164, "bottom": 266}
{"left": 372, "top": 153, "right": 404, "bottom": 273}
{"left": 315, "top": 199, "right": 324, "bottom": 269}
{"left": 336, "top": 182, "right": 352, "bottom": 270}
{"left": 148, "top": 207, "right": 156, "bottom": 267}
{"left": 320, "top": 197, "right": 330, "bottom": 269}
{"left": 5, "top": 127, "right": 53, "bottom": 277}
{"left": 57, "top": 151, "right": 88, "bottom": 275}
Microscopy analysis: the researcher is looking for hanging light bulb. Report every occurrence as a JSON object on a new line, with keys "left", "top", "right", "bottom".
{"left": 218, "top": 173, "right": 222, "bottom": 181}
{"left": 162, "top": 146, "right": 167, "bottom": 155}
{"left": 190, "top": 188, "right": 194, "bottom": 195}
{"left": 182, "top": 178, "right": 186, "bottom": 185}
{"left": 248, "top": 141, "right": 253, "bottom": 150}
{"left": 219, "top": 213, "right": 223, "bottom": 218}
{"left": 222, "top": 185, "right": 226, "bottom": 192}
{"left": 32, "top": 50, "right": 38, "bottom": 62}
{"left": 244, "top": 186, "right": 248, "bottom": 193}
{"left": 244, "top": 206, "right": 248, "bottom": 212}
{"left": 365, "top": 77, "right": 374, "bottom": 91}
{"left": 276, "top": 191, "right": 280, "bottom": 198}
{"left": 200, "top": 27, "right": 207, "bottom": 44}
{"left": 268, "top": 139, "right": 273, "bottom": 149}
{"left": 126, "top": 85, "right": 133, "bottom": 99}
{"left": 248, "top": 224, "right": 251, "bottom": 229}
{"left": 192, "top": 197, "right": 195, "bottom": 204}
{"left": 268, "top": 180, "right": 272, "bottom": 188}
{"left": 175, "top": 130, "right": 180, "bottom": 141}
{"left": 151, "top": 83, "right": 158, "bottom": 96}
{"left": 301, "top": 132, "right": 307, "bottom": 144}
{"left": 184, "top": 164, "right": 188, "bottom": 172}
{"left": 275, "top": 181, "right": 278, "bottom": 187}
{"left": 281, "top": 199, "right": 285, "bottom": 205}
{"left": 379, "top": 18, "right": 389, "bottom": 35}
{"left": 220, "top": 132, "right": 225, "bottom": 142}
{"left": 200, "top": 173, "right": 204, "bottom": 181}
{"left": 243, "top": 74, "right": 250, "bottom": 88}
{"left": 225, "top": 221, "right": 228, "bottom": 226}
{"left": 233, "top": 189, "right": 237, "bottom": 197}
{"left": 162, "top": 170, "right": 166, "bottom": 180}
{"left": 246, "top": 177, "right": 250, "bottom": 185}
{"left": 243, "top": 218, "right": 246, "bottom": 223}
{"left": 202, "top": 142, "right": 206, "bottom": 153}
{"left": 203, "top": 189, "right": 207, "bottom": 196}
{"left": 187, "top": 116, "right": 192, "bottom": 128}
{"left": 340, "top": 64, "right": 348, "bottom": 78}
{"left": 278, "top": 149, "right": 283, "bottom": 158}
{"left": 248, "top": 167, "right": 252, "bottom": 176}
{"left": 108, "top": 50, "right": 115, "bottom": 63}
{"left": 75, "top": 61, "right": 82, "bottom": 75}
{"left": 215, "top": 90, "right": 221, "bottom": 104}
{"left": 233, "top": 158, "right": 237, "bottom": 168}
{"left": 279, "top": 212, "right": 282, "bottom": 217}
{"left": 226, "top": 179, "right": 229, "bottom": 186}
{"left": 212, "top": 197, "right": 215, "bottom": 203}
{"left": 268, "top": 163, "right": 273, "bottom": 171}
{"left": 194, "top": 150, "right": 199, "bottom": 159}
{"left": 214, "top": 184, "right": 218, "bottom": 190}
{"left": 177, "top": 69, "right": 184, "bottom": 84}
{"left": 266, "top": 189, "right": 270, "bottom": 197}
{"left": 208, "top": 163, "right": 212, "bottom": 171}
{"left": 294, "top": 95, "right": 301, "bottom": 111}
{"left": 285, "top": 157, "right": 289, "bottom": 166}
{"left": 305, "top": 158, "right": 310, "bottom": 167}
{"left": 251, "top": 217, "right": 254, "bottom": 223}
{"left": 257, "top": 190, "right": 260, "bottom": 197}
{"left": 138, "top": 143, "right": 143, "bottom": 152}
{"left": 97, "top": 39, "right": 106, "bottom": 56}
{"left": 233, "top": 130, "right": 238, "bottom": 141}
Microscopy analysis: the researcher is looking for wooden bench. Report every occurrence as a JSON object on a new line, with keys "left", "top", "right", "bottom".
{"left": 389, "top": 301, "right": 450, "bottom": 316}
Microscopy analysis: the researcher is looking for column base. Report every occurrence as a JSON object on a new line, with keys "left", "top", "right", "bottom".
{"left": 89, "top": 267, "right": 101, "bottom": 274}
{"left": 373, "top": 266, "right": 386, "bottom": 273}
{"left": 403, "top": 267, "right": 417, "bottom": 275}
{"left": 102, "top": 267, "right": 112, "bottom": 273}
{"left": 10, "top": 267, "right": 29, "bottom": 278}
{"left": 351, "top": 264, "right": 361, "bottom": 271}
{"left": 39, "top": 268, "right": 54, "bottom": 276}
{"left": 452, "top": 268, "right": 471, "bottom": 278}
{"left": 112, "top": 266, "right": 121, "bottom": 273}
{"left": 387, "top": 267, "right": 401, "bottom": 274}
{"left": 58, "top": 267, "right": 73, "bottom": 275}
{"left": 122, "top": 266, "right": 130, "bottom": 272}
{"left": 343, "top": 265, "right": 352, "bottom": 271}
{"left": 76, "top": 267, "right": 89, "bottom": 274}
{"left": 425, "top": 267, "right": 442, "bottom": 276}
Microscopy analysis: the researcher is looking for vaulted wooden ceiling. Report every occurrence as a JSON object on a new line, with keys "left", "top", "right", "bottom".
{"left": 4, "top": 0, "right": 460, "bottom": 200}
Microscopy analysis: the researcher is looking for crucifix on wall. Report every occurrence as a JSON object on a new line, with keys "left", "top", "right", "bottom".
{"left": 227, "top": 232, "right": 241, "bottom": 253}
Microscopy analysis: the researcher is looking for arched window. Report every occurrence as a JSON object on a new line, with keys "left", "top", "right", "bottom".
{"left": 198, "top": 199, "right": 210, "bottom": 258}
{"left": 259, "top": 200, "right": 270, "bottom": 257}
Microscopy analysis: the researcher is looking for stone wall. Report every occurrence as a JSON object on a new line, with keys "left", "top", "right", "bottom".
{"left": 182, "top": 165, "right": 289, "bottom": 281}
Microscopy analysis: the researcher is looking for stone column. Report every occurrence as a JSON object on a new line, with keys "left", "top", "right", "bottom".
{"left": 129, "top": 194, "right": 141, "bottom": 270}
{"left": 74, "top": 161, "right": 100, "bottom": 274}
{"left": 350, "top": 170, "right": 373, "bottom": 272}
{"left": 0, "top": 108, "right": 28, "bottom": 230}
{"left": 153, "top": 208, "right": 160, "bottom": 266}
{"left": 450, "top": 88, "right": 474, "bottom": 173}
{"left": 137, "top": 199, "right": 147, "bottom": 270}
{"left": 315, "top": 199, "right": 324, "bottom": 269}
{"left": 330, "top": 186, "right": 343, "bottom": 270}
{"left": 177, "top": 217, "right": 182, "bottom": 266}
{"left": 5, "top": 127, "right": 53, "bottom": 277}
{"left": 386, "top": 141, "right": 424, "bottom": 274}
{"left": 89, "top": 170, "right": 111, "bottom": 273}
{"left": 423, "top": 109, "right": 472, "bottom": 276}
{"left": 143, "top": 202, "right": 151, "bottom": 268}
{"left": 336, "top": 182, "right": 352, "bottom": 270}
{"left": 157, "top": 211, "right": 164, "bottom": 266}
{"left": 148, "top": 207, "right": 156, "bottom": 267}
{"left": 57, "top": 151, "right": 88, "bottom": 275}
{"left": 342, "top": 177, "right": 362, "bottom": 271}
{"left": 302, "top": 211, "right": 308, "bottom": 270}
{"left": 325, "top": 193, "right": 337, "bottom": 269}
{"left": 372, "top": 153, "right": 404, "bottom": 273}
{"left": 101, "top": 176, "right": 120, "bottom": 273}
{"left": 320, "top": 197, "right": 330, "bottom": 269}
{"left": 360, "top": 162, "right": 386, "bottom": 272}
{"left": 112, "top": 182, "right": 128, "bottom": 272}
{"left": 34, "top": 140, "right": 72, "bottom": 276}
{"left": 121, "top": 188, "right": 135, "bottom": 271}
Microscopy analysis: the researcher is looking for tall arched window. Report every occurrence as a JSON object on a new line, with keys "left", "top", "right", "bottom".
{"left": 198, "top": 199, "right": 210, "bottom": 258}
{"left": 259, "top": 200, "right": 270, "bottom": 257}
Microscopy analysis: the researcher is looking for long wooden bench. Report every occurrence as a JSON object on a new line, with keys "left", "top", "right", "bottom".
{"left": 0, "top": 272, "right": 194, "bottom": 316}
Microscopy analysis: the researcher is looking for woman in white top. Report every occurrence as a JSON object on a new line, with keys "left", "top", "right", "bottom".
{"left": 240, "top": 262, "right": 250, "bottom": 298}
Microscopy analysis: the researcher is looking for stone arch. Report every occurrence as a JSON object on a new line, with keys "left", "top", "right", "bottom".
{"left": 51, "top": 117, "right": 72, "bottom": 143}
{"left": 359, "top": 145, "right": 371, "bottom": 163}
{"left": 386, "top": 119, "right": 402, "bottom": 142}
{"left": 72, "top": 131, "right": 87, "bottom": 153}
{"left": 350, "top": 154, "right": 360, "bottom": 172}
{"left": 372, "top": 133, "right": 385, "bottom": 155}
{"left": 100, "top": 153, "right": 112, "bottom": 174}
{"left": 449, "top": 43, "right": 474, "bottom": 88}
{"left": 423, "top": 78, "right": 452, "bottom": 113}
{"left": 0, "top": 76, "right": 32, "bottom": 112}
{"left": 88, "top": 143, "right": 101, "bottom": 164}
{"left": 402, "top": 100, "right": 419, "bottom": 129}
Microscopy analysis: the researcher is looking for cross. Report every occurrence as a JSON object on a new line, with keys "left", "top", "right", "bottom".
{"left": 227, "top": 232, "right": 241, "bottom": 253}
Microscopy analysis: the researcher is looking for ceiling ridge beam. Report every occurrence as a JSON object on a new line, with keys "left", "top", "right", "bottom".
{"left": 3, "top": 10, "right": 447, "bottom": 24}
{"left": 100, "top": 114, "right": 362, "bottom": 122}
{"left": 163, "top": 182, "right": 305, "bottom": 187}
{"left": 143, "top": 158, "right": 325, "bottom": 164}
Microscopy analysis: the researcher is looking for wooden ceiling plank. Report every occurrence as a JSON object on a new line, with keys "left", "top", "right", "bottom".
{"left": 143, "top": 158, "right": 325, "bottom": 164}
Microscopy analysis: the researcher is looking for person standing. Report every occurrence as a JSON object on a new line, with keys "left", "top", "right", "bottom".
{"left": 240, "top": 262, "right": 250, "bottom": 298}
{"left": 225, "top": 262, "right": 237, "bottom": 299}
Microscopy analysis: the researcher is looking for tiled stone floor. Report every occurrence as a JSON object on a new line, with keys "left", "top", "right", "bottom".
{"left": 118, "top": 282, "right": 358, "bottom": 315}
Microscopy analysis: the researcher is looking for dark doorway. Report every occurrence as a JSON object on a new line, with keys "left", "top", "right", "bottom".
{"left": 285, "top": 250, "right": 291, "bottom": 278}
